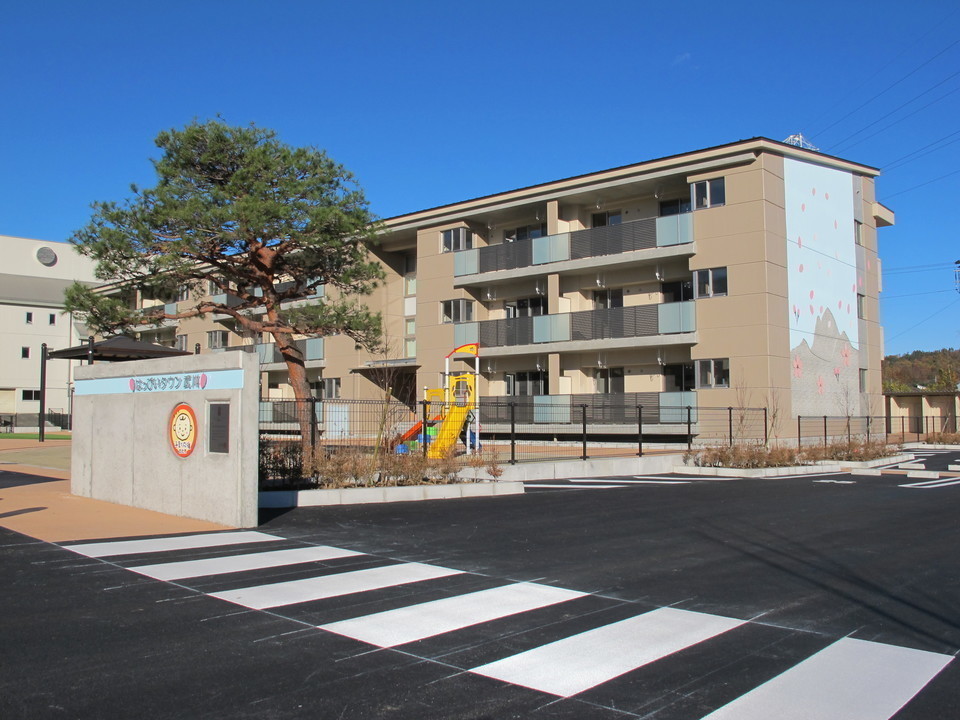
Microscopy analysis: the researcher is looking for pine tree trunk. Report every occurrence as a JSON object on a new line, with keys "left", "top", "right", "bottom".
{"left": 274, "top": 330, "right": 314, "bottom": 476}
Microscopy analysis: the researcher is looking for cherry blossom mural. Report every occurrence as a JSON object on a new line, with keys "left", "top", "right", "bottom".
{"left": 784, "top": 158, "right": 862, "bottom": 416}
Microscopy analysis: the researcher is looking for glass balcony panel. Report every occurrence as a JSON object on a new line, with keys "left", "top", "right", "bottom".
{"left": 657, "top": 300, "right": 696, "bottom": 334}
{"left": 659, "top": 391, "right": 697, "bottom": 423}
{"left": 454, "top": 322, "right": 479, "bottom": 347}
{"left": 304, "top": 337, "right": 324, "bottom": 361}
{"left": 454, "top": 248, "right": 478, "bottom": 276}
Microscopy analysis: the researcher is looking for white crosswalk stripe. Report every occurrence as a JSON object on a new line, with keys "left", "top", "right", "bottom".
{"left": 128, "top": 545, "right": 364, "bottom": 581}
{"left": 65, "top": 530, "right": 283, "bottom": 557}
{"left": 700, "top": 637, "right": 952, "bottom": 719}
{"left": 210, "top": 561, "right": 464, "bottom": 610}
{"left": 60, "top": 531, "right": 954, "bottom": 715}
{"left": 470, "top": 607, "right": 745, "bottom": 697}
{"left": 320, "top": 582, "right": 586, "bottom": 648}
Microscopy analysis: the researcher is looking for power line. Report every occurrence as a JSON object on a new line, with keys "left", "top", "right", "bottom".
{"left": 831, "top": 75, "right": 960, "bottom": 154}
{"left": 882, "top": 168, "right": 960, "bottom": 200}
{"left": 882, "top": 129, "right": 960, "bottom": 171}
{"left": 812, "top": 37, "right": 960, "bottom": 141}
{"left": 881, "top": 289, "right": 954, "bottom": 298}
{"left": 886, "top": 297, "right": 960, "bottom": 341}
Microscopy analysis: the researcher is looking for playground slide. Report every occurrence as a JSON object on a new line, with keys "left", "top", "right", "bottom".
{"left": 426, "top": 403, "right": 471, "bottom": 459}
{"left": 396, "top": 415, "right": 442, "bottom": 444}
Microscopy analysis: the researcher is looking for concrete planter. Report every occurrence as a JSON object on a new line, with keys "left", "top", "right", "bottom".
{"left": 676, "top": 464, "right": 842, "bottom": 478}
{"left": 259, "top": 481, "right": 524, "bottom": 508}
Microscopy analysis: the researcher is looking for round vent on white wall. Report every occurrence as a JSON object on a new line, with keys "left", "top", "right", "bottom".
{"left": 36, "top": 246, "right": 58, "bottom": 267}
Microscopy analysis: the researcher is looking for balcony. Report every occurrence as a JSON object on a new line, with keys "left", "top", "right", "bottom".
{"left": 477, "top": 391, "right": 698, "bottom": 427}
{"left": 216, "top": 338, "right": 324, "bottom": 369}
{"left": 453, "top": 301, "right": 696, "bottom": 352}
{"left": 454, "top": 213, "right": 693, "bottom": 278}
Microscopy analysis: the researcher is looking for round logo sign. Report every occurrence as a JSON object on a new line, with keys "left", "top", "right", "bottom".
{"left": 169, "top": 403, "right": 198, "bottom": 458}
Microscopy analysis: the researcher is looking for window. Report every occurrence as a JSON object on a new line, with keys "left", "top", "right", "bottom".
{"left": 207, "top": 330, "right": 229, "bottom": 349}
{"left": 404, "top": 255, "right": 417, "bottom": 295}
{"left": 857, "top": 293, "right": 866, "bottom": 320}
{"left": 48, "top": 313, "right": 56, "bottom": 325}
{"left": 175, "top": 334, "right": 189, "bottom": 352}
{"left": 404, "top": 319, "right": 416, "bottom": 358}
{"left": 441, "top": 299, "right": 473, "bottom": 323}
{"left": 21, "top": 390, "right": 40, "bottom": 401}
{"left": 591, "top": 210, "right": 621, "bottom": 227}
{"left": 21, "top": 347, "right": 30, "bottom": 359}
{"left": 859, "top": 368, "right": 868, "bottom": 393}
{"left": 594, "top": 289, "right": 624, "bottom": 309}
{"left": 595, "top": 367, "right": 625, "bottom": 394}
{"left": 25, "top": 312, "right": 33, "bottom": 324}
{"left": 696, "top": 358, "right": 730, "bottom": 388}
{"left": 694, "top": 268, "right": 728, "bottom": 298}
{"left": 659, "top": 198, "right": 692, "bottom": 216}
{"left": 505, "top": 297, "right": 546, "bottom": 318}
{"left": 664, "top": 363, "right": 695, "bottom": 391}
{"left": 692, "top": 178, "right": 725, "bottom": 209}
{"left": 505, "top": 222, "right": 548, "bottom": 242}
{"left": 208, "top": 278, "right": 219, "bottom": 295}
{"left": 662, "top": 279, "right": 694, "bottom": 303}
{"left": 505, "top": 371, "right": 548, "bottom": 396}
{"left": 442, "top": 227, "right": 472, "bottom": 252}
{"left": 854, "top": 221, "right": 863, "bottom": 246}
{"left": 310, "top": 378, "right": 341, "bottom": 400}
{"left": 176, "top": 285, "right": 191, "bottom": 302}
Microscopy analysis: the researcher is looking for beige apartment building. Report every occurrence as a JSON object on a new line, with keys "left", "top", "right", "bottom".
{"left": 133, "top": 138, "right": 893, "bottom": 432}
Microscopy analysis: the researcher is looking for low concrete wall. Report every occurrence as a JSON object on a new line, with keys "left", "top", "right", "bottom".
{"left": 72, "top": 352, "right": 259, "bottom": 527}
{"left": 260, "top": 481, "right": 524, "bottom": 508}
{"left": 459, "top": 453, "right": 681, "bottom": 481}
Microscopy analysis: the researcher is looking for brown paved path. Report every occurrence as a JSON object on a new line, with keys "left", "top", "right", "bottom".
{"left": 0, "top": 438, "right": 231, "bottom": 542}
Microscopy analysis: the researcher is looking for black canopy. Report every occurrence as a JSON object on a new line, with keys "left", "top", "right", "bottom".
{"left": 47, "top": 335, "right": 191, "bottom": 362}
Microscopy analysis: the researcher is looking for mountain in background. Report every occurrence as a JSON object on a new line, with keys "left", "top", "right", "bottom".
{"left": 883, "top": 348, "right": 960, "bottom": 391}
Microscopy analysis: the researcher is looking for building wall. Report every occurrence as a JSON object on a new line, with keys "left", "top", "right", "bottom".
{"left": 0, "top": 235, "right": 97, "bottom": 418}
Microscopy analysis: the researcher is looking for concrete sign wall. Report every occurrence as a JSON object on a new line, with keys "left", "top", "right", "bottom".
{"left": 72, "top": 351, "right": 259, "bottom": 527}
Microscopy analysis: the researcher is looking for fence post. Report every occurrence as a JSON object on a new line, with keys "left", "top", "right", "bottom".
{"left": 846, "top": 416, "right": 851, "bottom": 447}
{"left": 39, "top": 343, "right": 47, "bottom": 443}
{"left": 728, "top": 406, "right": 733, "bottom": 447}
{"left": 686, "top": 406, "right": 692, "bottom": 452}
{"left": 421, "top": 399, "right": 428, "bottom": 456}
{"left": 309, "top": 397, "right": 317, "bottom": 450}
{"left": 763, "top": 407, "right": 768, "bottom": 446}
{"left": 900, "top": 415, "right": 904, "bottom": 441}
{"left": 866, "top": 415, "right": 871, "bottom": 443}
{"left": 797, "top": 415, "right": 801, "bottom": 448}
{"left": 637, "top": 405, "right": 643, "bottom": 457}
{"left": 509, "top": 402, "right": 517, "bottom": 465}
{"left": 823, "top": 415, "right": 827, "bottom": 447}
{"left": 581, "top": 404, "right": 588, "bottom": 461}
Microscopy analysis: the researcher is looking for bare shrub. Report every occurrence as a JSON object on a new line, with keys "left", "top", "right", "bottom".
{"left": 687, "top": 439, "right": 898, "bottom": 468}
{"left": 926, "top": 431, "right": 960, "bottom": 445}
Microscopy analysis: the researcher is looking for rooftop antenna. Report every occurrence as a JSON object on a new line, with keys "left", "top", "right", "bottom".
{"left": 783, "top": 133, "right": 820, "bottom": 151}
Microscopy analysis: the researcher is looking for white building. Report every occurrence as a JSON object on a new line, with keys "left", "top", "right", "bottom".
{"left": 0, "top": 235, "right": 98, "bottom": 426}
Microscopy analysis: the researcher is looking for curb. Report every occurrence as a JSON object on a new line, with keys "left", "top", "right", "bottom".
{"left": 675, "top": 464, "right": 842, "bottom": 478}
{"left": 260, "top": 481, "right": 525, "bottom": 508}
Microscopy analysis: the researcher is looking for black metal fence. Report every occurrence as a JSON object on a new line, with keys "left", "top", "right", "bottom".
{"left": 258, "top": 396, "right": 958, "bottom": 482}
{"left": 0, "top": 410, "right": 71, "bottom": 432}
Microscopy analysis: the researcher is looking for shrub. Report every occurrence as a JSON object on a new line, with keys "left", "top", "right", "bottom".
{"left": 685, "top": 439, "right": 899, "bottom": 468}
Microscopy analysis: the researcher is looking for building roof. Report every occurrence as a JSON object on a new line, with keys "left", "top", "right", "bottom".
{"left": 380, "top": 137, "right": 883, "bottom": 233}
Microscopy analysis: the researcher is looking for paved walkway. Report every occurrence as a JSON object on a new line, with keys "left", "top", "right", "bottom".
{"left": 0, "top": 437, "right": 229, "bottom": 542}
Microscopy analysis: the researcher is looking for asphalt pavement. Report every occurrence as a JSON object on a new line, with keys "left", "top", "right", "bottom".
{"left": 2, "top": 451, "right": 959, "bottom": 718}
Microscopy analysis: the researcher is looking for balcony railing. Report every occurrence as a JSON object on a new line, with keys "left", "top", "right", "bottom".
{"left": 216, "top": 338, "right": 324, "bottom": 363}
{"left": 454, "top": 301, "right": 696, "bottom": 348}
{"left": 477, "top": 391, "right": 697, "bottom": 425}
{"left": 454, "top": 213, "right": 693, "bottom": 276}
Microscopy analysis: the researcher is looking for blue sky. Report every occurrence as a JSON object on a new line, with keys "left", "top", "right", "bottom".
{"left": 2, "top": 0, "right": 958, "bottom": 356}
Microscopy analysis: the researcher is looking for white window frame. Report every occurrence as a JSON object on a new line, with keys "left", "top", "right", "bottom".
{"left": 442, "top": 227, "right": 473, "bottom": 253}
{"left": 175, "top": 334, "right": 189, "bottom": 352}
{"left": 207, "top": 330, "right": 229, "bottom": 350}
{"left": 441, "top": 299, "right": 473, "bottom": 324}
{"left": 25, "top": 312, "right": 33, "bottom": 324}
{"left": 694, "top": 267, "right": 728, "bottom": 298}
{"left": 692, "top": 177, "right": 725, "bottom": 210}
{"left": 48, "top": 313, "right": 56, "bottom": 325}
{"left": 695, "top": 358, "right": 730, "bottom": 388}
{"left": 857, "top": 293, "right": 866, "bottom": 320}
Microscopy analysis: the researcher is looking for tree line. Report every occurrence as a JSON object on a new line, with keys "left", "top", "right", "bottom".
{"left": 883, "top": 348, "right": 960, "bottom": 392}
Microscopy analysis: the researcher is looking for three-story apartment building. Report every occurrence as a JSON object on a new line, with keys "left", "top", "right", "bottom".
{"left": 129, "top": 137, "right": 893, "bottom": 430}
